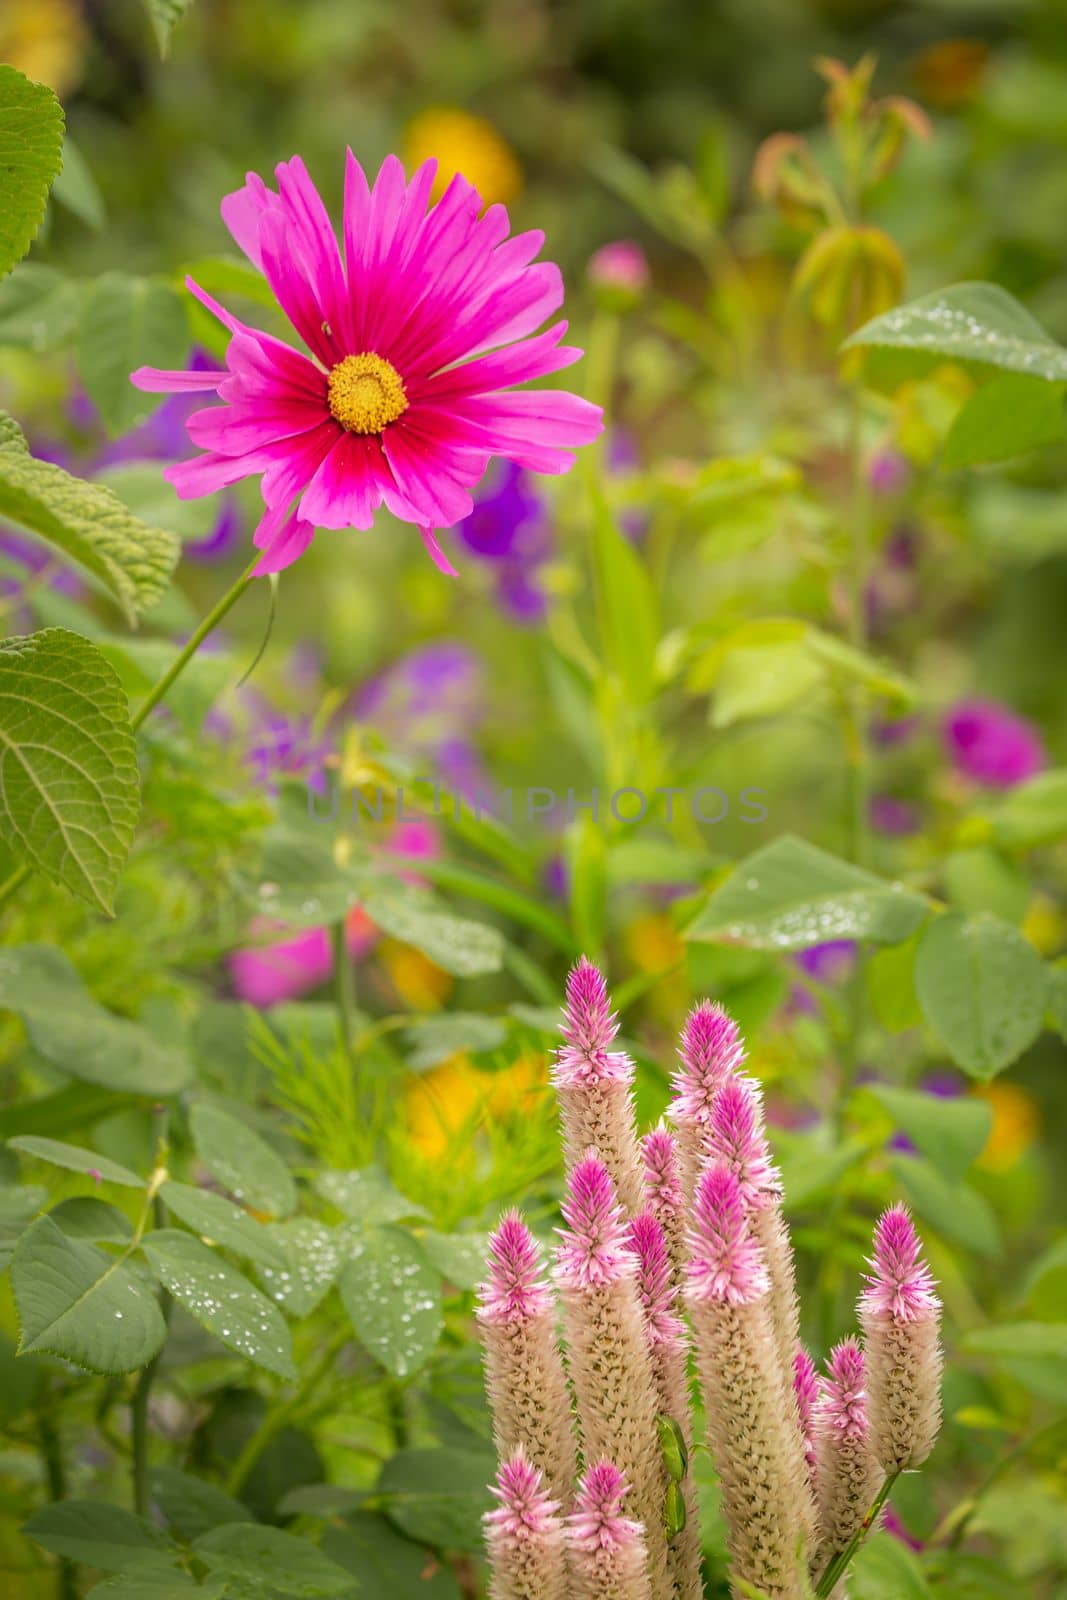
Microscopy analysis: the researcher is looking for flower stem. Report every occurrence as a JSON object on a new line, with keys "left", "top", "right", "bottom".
{"left": 130, "top": 556, "right": 259, "bottom": 733}
{"left": 844, "top": 387, "right": 870, "bottom": 868}
{"left": 814, "top": 1471, "right": 899, "bottom": 1597}
{"left": 37, "top": 1408, "right": 77, "bottom": 1600}
{"left": 332, "top": 919, "right": 357, "bottom": 1069}
{"left": 224, "top": 1326, "right": 349, "bottom": 1498}
{"left": 131, "top": 1105, "right": 171, "bottom": 1516}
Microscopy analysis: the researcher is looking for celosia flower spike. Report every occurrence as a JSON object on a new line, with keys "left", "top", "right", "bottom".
{"left": 553, "top": 959, "right": 644, "bottom": 1213}
{"left": 627, "top": 1211, "right": 682, "bottom": 1346}
{"left": 478, "top": 1213, "right": 576, "bottom": 1500}
{"left": 133, "top": 154, "right": 602, "bottom": 577}
{"left": 567, "top": 1462, "right": 651, "bottom": 1600}
{"left": 485, "top": 1450, "right": 568, "bottom": 1600}
{"left": 858, "top": 1207, "right": 942, "bottom": 1473}
{"left": 556, "top": 1153, "right": 634, "bottom": 1290}
{"left": 794, "top": 1345, "right": 819, "bottom": 1480}
{"left": 706, "top": 1075, "right": 781, "bottom": 1208}
{"left": 669, "top": 1001, "right": 746, "bottom": 1201}
{"left": 640, "top": 1125, "right": 685, "bottom": 1266}
{"left": 813, "top": 1339, "right": 882, "bottom": 1567}
{"left": 686, "top": 1164, "right": 816, "bottom": 1598}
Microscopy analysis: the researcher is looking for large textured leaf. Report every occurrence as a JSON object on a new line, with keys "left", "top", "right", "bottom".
{"left": 0, "top": 945, "right": 192, "bottom": 1092}
{"left": 845, "top": 282, "right": 1067, "bottom": 382}
{"left": 9, "top": 1135, "right": 144, "bottom": 1188}
{"left": 159, "top": 1181, "right": 288, "bottom": 1270}
{"left": 257, "top": 1219, "right": 347, "bottom": 1316}
{"left": 141, "top": 1230, "right": 296, "bottom": 1379}
{"left": 147, "top": 1466, "right": 248, "bottom": 1543}
{"left": 77, "top": 273, "right": 189, "bottom": 435}
{"left": 338, "top": 1227, "right": 442, "bottom": 1379}
{"left": 377, "top": 1448, "right": 493, "bottom": 1550}
{"left": 193, "top": 1523, "right": 356, "bottom": 1596}
{"left": 915, "top": 911, "right": 1048, "bottom": 1079}
{"left": 0, "top": 632, "right": 139, "bottom": 912}
{"left": 188, "top": 1103, "right": 296, "bottom": 1217}
{"left": 0, "top": 414, "right": 179, "bottom": 622}
{"left": 0, "top": 65, "right": 64, "bottom": 277}
{"left": 12, "top": 1216, "right": 166, "bottom": 1374}
{"left": 686, "top": 834, "right": 929, "bottom": 949}
{"left": 23, "top": 1501, "right": 176, "bottom": 1573}
{"left": 362, "top": 888, "right": 504, "bottom": 977}
{"left": 0, "top": 264, "right": 84, "bottom": 350}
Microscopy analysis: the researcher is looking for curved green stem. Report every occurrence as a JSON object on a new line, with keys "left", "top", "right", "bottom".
{"left": 814, "top": 1471, "right": 899, "bottom": 1597}
{"left": 332, "top": 919, "right": 358, "bottom": 1070}
{"left": 130, "top": 556, "right": 259, "bottom": 733}
{"left": 224, "top": 1325, "right": 349, "bottom": 1498}
{"left": 131, "top": 1106, "right": 171, "bottom": 1515}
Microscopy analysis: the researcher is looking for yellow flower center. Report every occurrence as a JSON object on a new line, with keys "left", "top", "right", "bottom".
{"left": 327, "top": 352, "right": 408, "bottom": 435}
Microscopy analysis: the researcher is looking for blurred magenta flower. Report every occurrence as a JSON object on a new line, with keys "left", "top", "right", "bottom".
{"left": 587, "top": 239, "right": 649, "bottom": 299}
{"left": 943, "top": 698, "right": 1046, "bottom": 788}
{"left": 870, "top": 794, "right": 922, "bottom": 836}
{"left": 868, "top": 449, "right": 910, "bottom": 496}
{"left": 132, "top": 155, "right": 603, "bottom": 577}
{"left": 796, "top": 940, "right": 856, "bottom": 984}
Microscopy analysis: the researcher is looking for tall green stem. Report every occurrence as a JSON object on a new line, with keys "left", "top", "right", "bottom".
{"left": 224, "top": 1326, "right": 349, "bottom": 1498}
{"left": 332, "top": 919, "right": 357, "bottom": 1069}
{"left": 844, "top": 387, "right": 870, "bottom": 869}
{"left": 37, "top": 1409, "right": 77, "bottom": 1600}
{"left": 814, "top": 1472, "right": 899, "bottom": 1597}
{"left": 131, "top": 1106, "right": 171, "bottom": 1515}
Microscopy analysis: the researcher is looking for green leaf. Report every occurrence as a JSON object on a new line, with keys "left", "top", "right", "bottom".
{"left": 49, "top": 1197, "right": 134, "bottom": 1242}
{"left": 189, "top": 1102, "right": 296, "bottom": 1218}
{"left": 160, "top": 1181, "right": 288, "bottom": 1270}
{"left": 0, "top": 264, "right": 84, "bottom": 350}
{"left": 23, "top": 1500, "right": 176, "bottom": 1573}
{"left": 193, "top": 1523, "right": 356, "bottom": 1597}
{"left": 590, "top": 487, "right": 659, "bottom": 704}
{"left": 77, "top": 273, "right": 190, "bottom": 435}
{"left": 12, "top": 1215, "right": 166, "bottom": 1374}
{"left": 339, "top": 1227, "right": 442, "bottom": 1378}
{"left": 87, "top": 1577, "right": 224, "bottom": 1600}
{"left": 8, "top": 1135, "right": 144, "bottom": 1188}
{"left": 865, "top": 936, "right": 922, "bottom": 1033}
{"left": 415, "top": 1230, "right": 490, "bottom": 1291}
{"left": 362, "top": 887, "right": 504, "bottom": 978}
{"left": 942, "top": 847, "right": 1030, "bottom": 923}
{"left": 403, "top": 1013, "right": 507, "bottom": 1070}
{"left": 0, "top": 415, "right": 179, "bottom": 621}
{"left": 983, "top": 769, "right": 1067, "bottom": 848}
{"left": 144, "top": 0, "right": 196, "bottom": 57}
{"left": 845, "top": 282, "right": 1067, "bottom": 383}
{"left": 889, "top": 1155, "right": 1000, "bottom": 1256}
{"left": 377, "top": 1447, "right": 493, "bottom": 1550}
{"left": 0, "top": 1081, "right": 126, "bottom": 1142}
{"left": 914, "top": 911, "right": 1048, "bottom": 1079}
{"left": 0, "top": 945, "right": 192, "bottom": 1093}
{"left": 141, "top": 1230, "right": 296, "bottom": 1379}
{"left": 322, "top": 1514, "right": 463, "bottom": 1600}
{"left": 711, "top": 638, "right": 823, "bottom": 727}
{"left": 849, "top": 1532, "right": 931, "bottom": 1599}
{"left": 0, "top": 64, "right": 64, "bottom": 277}
{"left": 52, "top": 136, "right": 106, "bottom": 230}
{"left": 867, "top": 1087, "right": 992, "bottom": 1179}
{"left": 942, "top": 373, "right": 1066, "bottom": 469}
{"left": 960, "top": 1322, "right": 1067, "bottom": 1404}
{"left": 315, "top": 1169, "right": 426, "bottom": 1225}
{"left": 148, "top": 1466, "right": 248, "bottom": 1543}
{"left": 246, "top": 826, "right": 370, "bottom": 928}
{"left": 686, "top": 834, "right": 929, "bottom": 950}
{"left": 0, "top": 631, "right": 140, "bottom": 912}
{"left": 257, "top": 1219, "right": 347, "bottom": 1316}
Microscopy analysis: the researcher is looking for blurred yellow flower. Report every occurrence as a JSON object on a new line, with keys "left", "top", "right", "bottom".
{"left": 379, "top": 939, "right": 453, "bottom": 1011}
{"left": 975, "top": 1082, "right": 1040, "bottom": 1173}
{"left": 1022, "top": 893, "right": 1067, "bottom": 957}
{"left": 624, "top": 912, "right": 687, "bottom": 1020}
{"left": 0, "top": 0, "right": 87, "bottom": 96}
{"left": 403, "top": 108, "right": 522, "bottom": 206}
{"left": 405, "top": 1049, "right": 547, "bottom": 1161}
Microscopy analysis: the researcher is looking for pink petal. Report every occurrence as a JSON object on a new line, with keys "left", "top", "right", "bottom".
{"left": 251, "top": 503, "right": 317, "bottom": 575}
{"left": 418, "top": 321, "right": 581, "bottom": 402}
{"left": 186, "top": 398, "right": 328, "bottom": 456}
{"left": 258, "top": 212, "right": 338, "bottom": 366}
{"left": 419, "top": 526, "right": 459, "bottom": 577}
{"left": 184, "top": 274, "right": 246, "bottom": 335}
{"left": 220, "top": 170, "right": 275, "bottom": 271}
{"left": 260, "top": 419, "right": 342, "bottom": 508}
{"left": 298, "top": 432, "right": 389, "bottom": 530}
{"left": 165, "top": 450, "right": 269, "bottom": 498}
{"left": 130, "top": 366, "right": 224, "bottom": 393}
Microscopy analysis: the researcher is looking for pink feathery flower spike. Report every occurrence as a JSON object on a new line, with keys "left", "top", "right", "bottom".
{"left": 556, "top": 1154, "right": 634, "bottom": 1291}
{"left": 567, "top": 1462, "right": 651, "bottom": 1600}
{"left": 859, "top": 1207, "right": 942, "bottom": 1473}
{"left": 706, "top": 1075, "right": 781, "bottom": 1209}
{"left": 478, "top": 1212, "right": 576, "bottom": 1500}
{"left": 485, "top": 1450, "right": 568, "bottom": 1600}
{"left": 554, "top": 958, "right": 644, "bottom": 1213}
{"left": 640, "top": 1125, "right": 685, "bottom": 1264}
{"left": 813, "top": 1339, "right": 882, "bottom": 1567}
{"left": 669, "top": 1001, "right": 746, "bottom": 1203}
{"left": 794, "top": 1345, "right": 819, "bottom": 1480}
{"left": 131, "top": 154, "right": 603, "bottom": 577}
{"left": 628, "top": 1211, "right": 682, "bottom": 1346}
{"left": 686, "top": 1164, "right": 816, "bottom": 1599}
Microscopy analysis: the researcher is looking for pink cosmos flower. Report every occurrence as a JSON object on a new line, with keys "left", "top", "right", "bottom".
{"left": 131, "top": 155, "right": 602, "bottom": 577}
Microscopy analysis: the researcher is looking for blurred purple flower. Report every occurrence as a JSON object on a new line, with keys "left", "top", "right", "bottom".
{"left": 357, "top": 642, "right": 484, "bottom": 744}
{"left": 888, "top": 1073, "right": 963, "bottom": 1153}
{"left": 796, "top": 940, "right": 856, "bottom": 984}
{"left": 870, "top": 794, "right": 922, "bottom": 836}
{"left": 868, "top": 450, "right": 910, "bottom": 496}
{"left": 456, "top": 462, "right": 552, "bottom": 623}
{"left": 866, "top": 527, "right": 918, "bottom": 634}
{"left": 944, "top": 699, "right": 1046, "bottom": 788}
{"left": 608, "top": 428, "right": 646, "bottom": 542}
{"left": 871, "top": 713, "right": 920, "bottom": 748}
{"left": 882, "top": 1506, "right": 923, "bottom": 1551}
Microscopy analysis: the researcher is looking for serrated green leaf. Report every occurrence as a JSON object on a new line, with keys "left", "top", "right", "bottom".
{"left": 257, "top": 1219, "right": 346, "bottom": 1316}
{"left": 942, "top": 373, "right": 1066, "bottom": 468}
{"left": 49, "top": 1197, "right": 134, "bottom": 1242}
{"left": 339, "top": 1227, "right": 442, "bottom": 1378}
{"left": 160, "top": 1181, "right": 288, "bottom": 1269}
{"left": 0, "top": 631, "right": 140, "bottom": 912}
{"left": 87, "top": 1577, "right": 224, "bottom": 1600}
{"left": 141, "top": 1230, "right": 296, "bottom": 1379}
{"left": 321, "top": 1513, "right": 463, "bottom": 1600}
{"left": 889, "top": 1155, "right": 1000, "bottom": 1255}
{"left": 144, "top": 0, "right": 196, "bottom": 56}
{"left": 377, "top": 1448, "right": 493, "bottom": 1549}
{"left": 686, "top": 834, "right": 929, "bottom": 950}
{"left": 867, "top": 1087, "right": 992, "bottom": 1179}
{"left": 415, "top": 1230, "right": 490, "bottom": 1291}
{"left": 362, "top": 888, "right": 504, "bottom": 977}
{"left": 23, "top": 1500, "right": 176, "bottom": 1572}
{"left": 77, "top": 273, "right": 190, "bottom": 435}
{"left": 0, "top": 945, "right": 192, "bottom": 1093}
{"left": 12, "top": 1216, "right": 166, "bottom": 1373}
{"left": 0, "top": 64, "right": 64, "bottom": 277}
{"left": 915, "top": 911, "right": 1048, "bottom": 1079}
{"left": 315, "top": 1168, "right": 426, "bottom": 1226}
{"left": 189, "top": 1103, "right": 295, "bottom": 1218}
{"left": 52, "top": 136, "right": 105, "bottom": 230}
{"left": 193, "top": 1523, "right": 356, "bottom": 1597}
{"left": 148, "top": 1465, "right": 248, "bottom": 1543}
{"left": 9, "top": 1135, "right": 144, "bottom": 1188}
{"left": 0, "top": 263, "right": 84, "bottom": 350}
{"left": 845, "top": 282, "right": 1067, "bottom": 382}
{"left": 0, "top": 415, "right": 179, "bottom": 620}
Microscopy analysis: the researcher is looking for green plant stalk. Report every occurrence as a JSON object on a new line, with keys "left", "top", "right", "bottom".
{"left": 814, "top": 1471, "right": 899, "bottom": 1597}
{"left": 0, "top": 557, "right": 260, "bottom": 915}
{"left": 332, "top": 918, "right": 358, "bottom": 1069}
{"left": 844, "top": 386, "right": 871, "bottom": 870}
{"left": 37, "top": 1409, "right": 77, "bottom": 1600}
{"left": 131, "top": 1106, "right": 171, "bottom": 1515}
{"left": 224, "top": 1325, "right": 350, "bottom": 1497}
